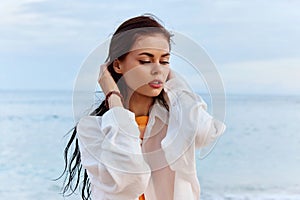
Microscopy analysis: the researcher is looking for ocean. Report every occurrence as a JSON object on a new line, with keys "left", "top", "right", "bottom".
{"left": 0, "top": 90, "right": 299, "bottom": 199}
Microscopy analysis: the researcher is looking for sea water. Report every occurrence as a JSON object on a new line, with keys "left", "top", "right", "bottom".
{"left": 0, "top": 90, "right": 299, "bottom": 199}
{"left": 198, "top": 94, "right": 300, "bottom": 199}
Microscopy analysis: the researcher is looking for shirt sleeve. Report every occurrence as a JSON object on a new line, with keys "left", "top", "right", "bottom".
{"left": 164, "top": 75, "right": 226, "bottom": 149}
{"left": 76, "top": 107, "right": 151, "bottom": 200}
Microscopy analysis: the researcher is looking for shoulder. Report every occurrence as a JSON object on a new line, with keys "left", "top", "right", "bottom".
{"left": 76, "top": 115, "right": 102, "bottom": 140}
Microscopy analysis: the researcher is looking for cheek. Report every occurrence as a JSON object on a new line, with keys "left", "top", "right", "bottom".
{"left": 122, "top": 66, "right": 150, "bottom": 90}
{"left": 121, "top": 66, "right": 170, "bottom": 90}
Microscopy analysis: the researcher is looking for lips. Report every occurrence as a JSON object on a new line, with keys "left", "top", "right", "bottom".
{"left": 148, "top": 79, "right": 163, "bottom": 89}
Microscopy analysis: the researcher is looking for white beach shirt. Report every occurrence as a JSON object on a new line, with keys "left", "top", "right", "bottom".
{"left": 77, "top": 76, "right": 226, "bottom": 200}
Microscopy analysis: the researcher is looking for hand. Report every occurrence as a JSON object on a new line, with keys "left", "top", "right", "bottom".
{"left": 167, "top": 69, "right": 176, "bottom": 81}
{"left": 98, "top": 62, "right": 120, "bottom": 95}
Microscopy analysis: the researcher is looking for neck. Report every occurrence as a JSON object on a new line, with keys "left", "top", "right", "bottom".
{"left": 125, "top": 91, "right": 154, "bottom": 117}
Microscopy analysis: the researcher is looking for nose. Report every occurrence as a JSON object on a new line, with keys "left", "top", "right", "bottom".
{"left": 150, "top": 62, "right": 162, "bottom": 75}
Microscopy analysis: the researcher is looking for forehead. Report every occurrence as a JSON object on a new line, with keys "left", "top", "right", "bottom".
{"left": 130, "top": 34, "right": 170, "bottom": 53}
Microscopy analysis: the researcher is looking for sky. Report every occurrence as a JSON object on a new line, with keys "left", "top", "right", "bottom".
{"left": 1, "top": 0, "right": 300, "bottom": 95}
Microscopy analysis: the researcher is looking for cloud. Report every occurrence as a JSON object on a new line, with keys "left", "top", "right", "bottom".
{"left": 219, "top": 58, "right": 300, "bottom": 94}
{"left": 1, "top": 0, "right": 300, "bottom": 55}
{"left": 1, "top": 0, "right": 300, "bottom": 93}
{"left": 0, "top": 1, "right": 118, "bottom": 53}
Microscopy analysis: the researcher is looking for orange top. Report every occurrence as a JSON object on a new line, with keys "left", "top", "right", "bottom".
{"left": 135, "top": 115, "right": 148, "bottom": 128}
{"left": 139, "top": 193, "right": 146, "bottom": 200}
{"left": 135, "top": 116, "right": 149, "bottom": 141}
{"left": 135, "top": 116, "right": 148, "bottom": 200}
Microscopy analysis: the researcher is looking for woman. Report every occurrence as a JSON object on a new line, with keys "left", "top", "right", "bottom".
{"left": 60, "top": 15, "right": 225, "bottom": 200}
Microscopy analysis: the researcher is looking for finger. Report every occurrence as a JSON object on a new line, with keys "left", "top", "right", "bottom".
{"left": 167, "top": 69, "right": 174, "bottom": 80}
{"left": 99, "top": 62, "right": 109, "bottom": 75}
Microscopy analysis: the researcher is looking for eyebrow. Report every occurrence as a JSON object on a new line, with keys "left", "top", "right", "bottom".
{"left": 138, "top": 52, "right": 170, "bottom": 57}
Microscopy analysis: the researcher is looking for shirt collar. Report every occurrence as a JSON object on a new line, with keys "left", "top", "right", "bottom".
{"left": 148, "top": 99, "right": 169, "bottom": 125}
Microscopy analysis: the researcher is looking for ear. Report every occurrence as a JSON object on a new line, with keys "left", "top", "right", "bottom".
{"left": 113, "top": 59, "right": 123, "bottom": 74}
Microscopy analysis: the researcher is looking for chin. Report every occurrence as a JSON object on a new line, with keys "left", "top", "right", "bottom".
{"left": 134, "top": 86, "right": 163, "bottom": 97}
{"left": 137, "top": 90, "right": 161, "bottom": 98}
{"left": 148, "top": 89, "right": 163, "bottom": 97}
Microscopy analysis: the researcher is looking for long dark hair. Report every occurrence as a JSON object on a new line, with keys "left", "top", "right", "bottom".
{"left": 58, "top": 14, "right": 172, "bottom": 199}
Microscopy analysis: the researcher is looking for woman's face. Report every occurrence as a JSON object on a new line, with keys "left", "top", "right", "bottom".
{"left": 115, "top": 33, "right": 170, "bottom": 97}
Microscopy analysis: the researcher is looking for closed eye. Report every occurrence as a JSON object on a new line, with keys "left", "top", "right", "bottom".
{"left": 139, "top": 60, "right": 151, "bottom": 64}
{"left": 160, "top": 61, "right": 169, "bottom": 65}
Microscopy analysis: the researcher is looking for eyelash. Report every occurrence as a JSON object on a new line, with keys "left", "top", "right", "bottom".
{"left": 139, "top": 60, "right": 151, "bottom": 64}
{"left": 139, "top": 60, "right": 170, "bottom": 65}
{"left": 160, "top": 61, "right": 170, "bottom": 65}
